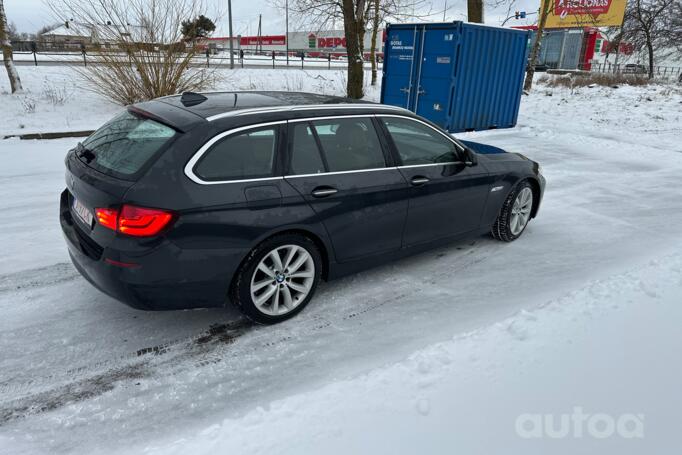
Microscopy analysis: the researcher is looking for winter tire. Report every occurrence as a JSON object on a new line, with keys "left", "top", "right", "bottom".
{"left": 491, "top": 181, "right": 534, "bottom": 242}
{"left": 230, "top": 234, "right": 322, "bottom": 324}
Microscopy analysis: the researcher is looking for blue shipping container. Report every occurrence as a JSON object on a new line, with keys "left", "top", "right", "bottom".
{"left": 380, "top": 22, "right": 530, "bottom": 132}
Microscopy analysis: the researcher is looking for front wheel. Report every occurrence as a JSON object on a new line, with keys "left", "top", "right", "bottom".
{"left": 491, "top": 181, "right": 534, "bottom": 242}
{"left": 231, "top": 234, "right": 322, "bottom": 324}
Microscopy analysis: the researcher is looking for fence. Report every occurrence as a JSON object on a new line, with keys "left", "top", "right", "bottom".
{"left": 582, "top": 62, "right": 682, "bottom": 80}
{"left": 11, "top": 49, "right": 382, "bottom": 71}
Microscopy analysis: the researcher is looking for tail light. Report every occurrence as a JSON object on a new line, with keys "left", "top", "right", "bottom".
{"left": 95, "top": 205, "right": 175, "bottom": 237}
{"left": 95, "top": 208, "right": 118, "bottom": 231}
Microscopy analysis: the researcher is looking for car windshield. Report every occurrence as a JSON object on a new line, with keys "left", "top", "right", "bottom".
{"left": 79, "top": 111, "right": 177, "bottom": 179}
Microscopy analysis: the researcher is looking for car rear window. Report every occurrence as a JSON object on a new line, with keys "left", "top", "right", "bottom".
{"left": 78, "top": 111, "right": 177, "bottom": 179}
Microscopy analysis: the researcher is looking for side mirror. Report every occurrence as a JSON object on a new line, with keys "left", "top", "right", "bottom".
{"left": 464, "top": 147, "right": 477, "bottom": 166}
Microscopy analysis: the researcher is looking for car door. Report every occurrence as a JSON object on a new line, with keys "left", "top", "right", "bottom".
{"left": 378, "top": 115, "right": 492, "bottom": 247}
{"left": 283, "top": 116, "right": 409, "bottom": 262}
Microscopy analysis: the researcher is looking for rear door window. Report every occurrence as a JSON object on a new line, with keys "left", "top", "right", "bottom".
{"left": 79, "top": 111, "right": 177, "bottom": 179}
{"left": 310, "top": 118, "right": 386, "bottom": 172}
{"left": 289, "top": 123, "right": 326, "bottom": 175}
{"left": 194, "top": 126, "right": 278, "bottom": 181}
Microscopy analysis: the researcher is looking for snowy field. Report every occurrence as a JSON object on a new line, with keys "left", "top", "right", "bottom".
{"left": 1, "top": 67, "right": 378, "bottom": 137}
{"left": 1, "top": 67, "right": 682, "bottom": 454}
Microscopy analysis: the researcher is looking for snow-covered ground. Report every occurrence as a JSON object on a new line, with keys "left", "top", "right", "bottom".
{"left": 1, "top": 67, "right": 681, "bottom": 454}
{"left": 0, "top": 67, "right": 379, "bottom": 136}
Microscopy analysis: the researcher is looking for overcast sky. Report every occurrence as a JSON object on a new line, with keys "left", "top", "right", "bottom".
{"left": 5, "top": 0, "right": 541, "bottom": 36}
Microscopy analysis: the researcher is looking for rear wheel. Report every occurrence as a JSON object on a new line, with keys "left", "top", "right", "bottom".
{"left": 231, "top": 234, "right": 322, "bottom": 324}
{"left": 492, "top": 181, "right": 534, "bottom": 242}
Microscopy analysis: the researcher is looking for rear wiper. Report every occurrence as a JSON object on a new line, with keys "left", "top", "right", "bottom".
{"left": 76, "top": 142, "right": 96, "bottom": 163}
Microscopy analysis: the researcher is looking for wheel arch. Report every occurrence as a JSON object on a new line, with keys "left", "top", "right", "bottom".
{"left": 231, "top": 227, "right": 332, "bottom": 293}
{"left": 525, "top": 177, "right": 542, "bottom": 219}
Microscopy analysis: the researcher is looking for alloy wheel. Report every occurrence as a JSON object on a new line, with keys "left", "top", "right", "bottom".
{"left": 510, "top": 187, "right": 533, "bottom": 236}
{"left": 249, "top": 244, "right": 316, "bottom": 316}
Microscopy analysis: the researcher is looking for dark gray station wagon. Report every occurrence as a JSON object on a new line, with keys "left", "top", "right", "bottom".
{"left": 60, "top": 91, "right": 545, "bottom": 323}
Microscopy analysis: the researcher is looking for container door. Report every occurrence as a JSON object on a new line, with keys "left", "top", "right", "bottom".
{"left": 381, "top": 26, "right": 422, "bottom": 110}
{"left": 413, "top": 27, "right": 458, "bottom": 130}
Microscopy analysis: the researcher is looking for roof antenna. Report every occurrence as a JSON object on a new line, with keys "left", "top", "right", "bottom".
{"left": 180, "top": 92, "right": 208, "bottom": 107}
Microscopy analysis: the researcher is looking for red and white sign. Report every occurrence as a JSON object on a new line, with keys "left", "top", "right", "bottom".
{"left": 239, "top": 35, "right": 286, "bottom": 46}
{"left": 555, "top": 0, "right": 612, "bottom": 18}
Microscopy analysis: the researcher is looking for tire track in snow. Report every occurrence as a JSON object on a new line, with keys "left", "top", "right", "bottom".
{"left": 0, "top": 240, "right": 493, "bottom": 423}
{"left": 0, "top": 262, "right": 80, "bottom": 295}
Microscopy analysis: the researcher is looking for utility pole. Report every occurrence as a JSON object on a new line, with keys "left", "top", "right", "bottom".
{"left": 285, "top": 0, "right": 289, "bottom": 66}
{"left": 228, "top": 0, "right": 235, "bottom": 69}
{"left": 257, "top": 14, "right": 262, "bottom": 53}
{"left": 443, "top": 0, "right": 447, "bottom": 21}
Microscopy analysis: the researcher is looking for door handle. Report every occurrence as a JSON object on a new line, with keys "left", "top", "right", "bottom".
{"left": 311, "top": 187, "right": 338, "bottom": 198}
{"left": 410, "top": 176, "right": 430, "bottom": 186}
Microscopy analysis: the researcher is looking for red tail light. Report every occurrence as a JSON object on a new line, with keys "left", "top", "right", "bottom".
{"left": 95, "top": 208, "right": 118, "bottom": 231}
{"left": 95, "top": 205, "right": 175, "bottom": 237}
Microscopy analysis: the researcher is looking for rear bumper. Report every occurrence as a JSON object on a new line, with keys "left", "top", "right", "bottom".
{"left": 60, "top": 189, "right": 242, "bottom": 310}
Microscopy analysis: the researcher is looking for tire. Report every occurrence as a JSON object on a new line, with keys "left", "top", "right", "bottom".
{"left": 491, "top": 181, "right": 534, "bottom": 242}
{"left": 230, "top": 233, "right": 322, "bottom": 324}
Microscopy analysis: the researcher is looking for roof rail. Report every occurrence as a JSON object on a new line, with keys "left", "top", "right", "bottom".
{"left": 206, "top": 104, "right": 411, "bottom": 122}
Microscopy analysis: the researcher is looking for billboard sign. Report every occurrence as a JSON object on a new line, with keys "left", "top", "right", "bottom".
{"left": 288, "top": 30, "right": 379, "bottom": 51}
{"left": 543, "top": 0, "right": 627, "bottom": 28}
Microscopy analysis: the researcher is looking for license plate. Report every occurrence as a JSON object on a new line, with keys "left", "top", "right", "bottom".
{"left": 72, "top": 197, "right": 93, "bottom": 227}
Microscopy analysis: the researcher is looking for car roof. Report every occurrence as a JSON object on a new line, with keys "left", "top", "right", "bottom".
{"left": 131, "top": 91, "right": 412, "bottom": 132}
{"left": 159, "top": 91, "right": 369, "bottom": 119}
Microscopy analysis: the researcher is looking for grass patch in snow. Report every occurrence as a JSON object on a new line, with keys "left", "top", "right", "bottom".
{"left": 538, "top": 72, "right": 652, "bottom": 89}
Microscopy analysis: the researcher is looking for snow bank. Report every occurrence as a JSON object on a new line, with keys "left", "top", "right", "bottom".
{"left": 143, "top": 250, "right": 682, "bottom": 455}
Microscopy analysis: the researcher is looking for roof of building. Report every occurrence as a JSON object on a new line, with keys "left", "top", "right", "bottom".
{"left": 42, "top": 22, "right": 149, "bottom": 42}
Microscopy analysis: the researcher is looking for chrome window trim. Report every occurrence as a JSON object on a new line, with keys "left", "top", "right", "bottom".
{"left": 399, "top": 162, "right": 462, "bottom": 169}
{"left": 288, "top": 114, "right": 374, "bottom": 123}
{"left": 286, "top": 167, "right": 397, "bottom": 179}
{"left": 184, "top": 114, "right": 466, "bottom": 186}
{"left": 184, "top": 120, "right": 287, "bottom": 185}
{"left": 206, "top": 104, "right": 410, "bottom": 122}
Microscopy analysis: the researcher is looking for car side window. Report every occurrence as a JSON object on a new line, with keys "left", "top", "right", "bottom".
{"left": 289, "top": 123, "right": 326, "bottom": 175}
{"left": 310, "top": 118, "right": 386, "bottom": 172}
{"left": 381, "top": 117, "right": 460, "bottom": 166}
{"left": 194, "top": 126, "right": 277, "bottom": 181}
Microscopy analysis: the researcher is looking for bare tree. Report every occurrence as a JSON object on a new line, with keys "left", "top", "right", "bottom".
{"left": 49, "top": 0, "right": 220, "bottom": 105}
{"left": 369, "top": 0, "right": 381, "bottom": 85}
{"left": 621, "top": 0, "right": 677, "bottom": 78}
{"left": 276, "top": 0, "right": 433, "bottom": 97}
{"left": 523, "top": 0, "right": 552, "bottom": 92}
{"left": 662, "top": 0, "right": 682, "bottom": 52}
{"left": 341, "top": 0, "right": 368, "bottom": 98}
{"left": 276, "top": 0, "right": 366, "bottom": 97}
{"left": 0, "top": 0, "right": 22, "bottom": 93}
{"left": 467, "top": 0, "right": 484, "bottom": 22}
